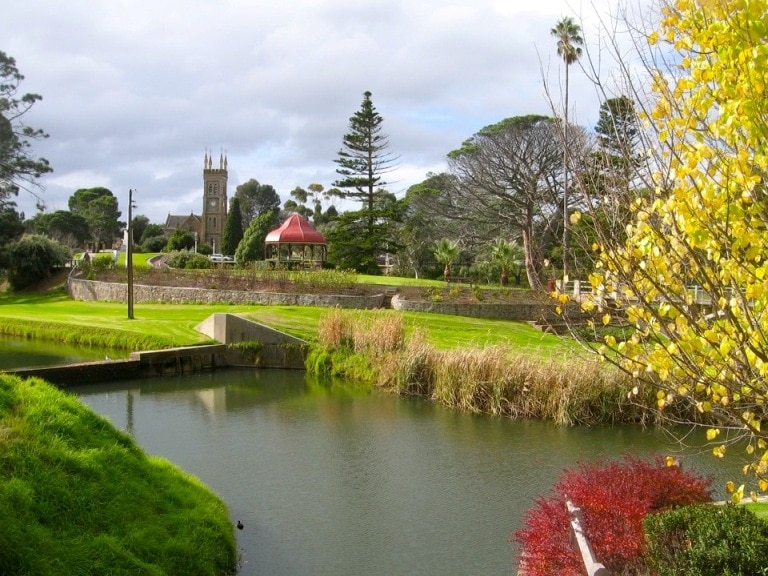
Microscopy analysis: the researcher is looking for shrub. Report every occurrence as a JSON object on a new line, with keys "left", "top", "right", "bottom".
{"left": 196, "top": 243, "right": 213, "bottom": 256}
{"left": 141, "top": 235, "right": 167, "bottom": 253}
{"left": 644, "top": 503, "right": 768, "bottom": 576}
{"left": 166, "top": 229, "right": 194, "bottom": 251}
{"left": 513, "top": 455, "right": 713, "bottom": 576}
{"left": 6, "top": 234, "right": 70, "bottom": 290}
{"left": 91, "top": 253, "right": 116, "bottom": 271}
{"left": 165, "top": 251, "right": 213, "bottom": 270}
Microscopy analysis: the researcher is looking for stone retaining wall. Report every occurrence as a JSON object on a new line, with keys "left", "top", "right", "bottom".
{"left": 391, "top": 294, "right": 560, "bottom": 322}
{"left": 68, "top": 277, "right": 385, "bottom": 309}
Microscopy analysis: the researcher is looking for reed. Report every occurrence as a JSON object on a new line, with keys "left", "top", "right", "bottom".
{"left": 314, "top": 309, "right": 659, "bottom": 426}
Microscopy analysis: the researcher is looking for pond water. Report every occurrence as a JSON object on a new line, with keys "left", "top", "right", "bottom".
{"left": 0, "top": 334, "right": 127, "bottom": 370}
{"left": 64, "top": 369, "right": 740, "bottom": 576}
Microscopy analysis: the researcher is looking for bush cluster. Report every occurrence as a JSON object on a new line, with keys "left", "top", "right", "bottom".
{"left": 513, "top": 455, "right": 713, "bottom": 575}
{"left": 140, "top": 234, "right": 167, "bottom": 253}
{"left": 165, "top": 250, "right": 213, "bottom": 270}
{"left": 644, "top": 503, "right": 768, "bottom": 576}
{"left": 6, "top": 234, "right": 70, "bottom": 290}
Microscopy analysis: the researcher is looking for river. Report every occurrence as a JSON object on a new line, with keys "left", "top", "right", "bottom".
{"left": 63, "top": 368, "right": 738, "bottom": 576}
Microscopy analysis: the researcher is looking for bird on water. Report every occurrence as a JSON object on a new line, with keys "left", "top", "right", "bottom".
{"left": 236, "top": 521, "right": 244, "bottom": 530}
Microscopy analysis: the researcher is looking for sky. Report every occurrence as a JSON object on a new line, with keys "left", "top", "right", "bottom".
{"left": 2, "top": 0, "right": 654, "bottom": 224}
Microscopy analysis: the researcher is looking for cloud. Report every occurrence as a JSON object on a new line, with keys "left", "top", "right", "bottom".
{"left": 2, "top": 0, "right": 652, "bottom": 223}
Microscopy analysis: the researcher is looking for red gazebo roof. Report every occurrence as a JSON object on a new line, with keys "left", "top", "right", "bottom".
{"left": 265, "top": 213, "right": 326, "bottom": 244}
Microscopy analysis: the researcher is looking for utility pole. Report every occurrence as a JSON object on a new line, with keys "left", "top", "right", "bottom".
{"left": 127, "top": 189, "right": 135, "bottom": 319}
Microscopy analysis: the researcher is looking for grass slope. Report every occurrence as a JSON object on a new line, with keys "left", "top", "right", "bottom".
{"left": 0, "top": 374, "right": 237, "bottom": 575}
{"left": 0, "top": 289, "right": 575, "bottom": 358}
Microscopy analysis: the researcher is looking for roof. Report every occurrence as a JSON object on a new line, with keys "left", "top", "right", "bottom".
{"left": 265, "top": 213, "right": 326, "bottom": 244}
{"left": 165, "top": 213, "right": 201, "bottom": 230}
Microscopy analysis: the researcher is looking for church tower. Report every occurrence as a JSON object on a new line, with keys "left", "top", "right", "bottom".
{"left": 200, "top": 151, "right": 228, "bottom": 253}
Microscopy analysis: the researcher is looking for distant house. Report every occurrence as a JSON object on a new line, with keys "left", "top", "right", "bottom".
{"left": 164, "top": 213, "right": 202, "bottom": 239}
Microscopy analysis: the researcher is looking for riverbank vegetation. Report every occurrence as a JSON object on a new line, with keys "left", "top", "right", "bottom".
{"left": 0, "top": 373, "right": 237, "bottom": 575}
{"left": 308, "top": 308, "right": 658, "bottom": 425}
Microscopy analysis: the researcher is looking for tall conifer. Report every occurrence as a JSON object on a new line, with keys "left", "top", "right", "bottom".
{"left": 221, "top": 197, "right": 243, "bottom": 256}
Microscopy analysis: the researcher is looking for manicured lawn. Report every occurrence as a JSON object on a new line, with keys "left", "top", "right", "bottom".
{"left": 0, "top": 290, "right": 576, "bottom": 357}
{"left": 746, "top": 501, "right": 768, "bottom": 519}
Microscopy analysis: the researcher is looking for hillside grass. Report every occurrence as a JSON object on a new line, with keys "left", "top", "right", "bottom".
{"left": 0, "top": 373, "right": 237, "bottom": 575}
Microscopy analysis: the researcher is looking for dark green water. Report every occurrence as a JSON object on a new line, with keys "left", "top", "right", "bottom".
{"left": 0, "top": 334, "right": 126, "bottom": 369}
{"left": 66, "top": 369, "right": 740, "bottom": 576}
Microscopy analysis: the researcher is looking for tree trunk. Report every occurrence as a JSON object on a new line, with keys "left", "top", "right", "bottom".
{"left": 522, "top": 228, "right": 542, "bottom": 290}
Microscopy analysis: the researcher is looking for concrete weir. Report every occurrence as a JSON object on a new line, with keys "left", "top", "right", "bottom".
{"left": 7, "top": 314, "right": 307, "bottom": 387}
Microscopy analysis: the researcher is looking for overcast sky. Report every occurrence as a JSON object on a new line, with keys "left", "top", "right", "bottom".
{"left": 3, "top": 0, "right": 654, "bottom": 224}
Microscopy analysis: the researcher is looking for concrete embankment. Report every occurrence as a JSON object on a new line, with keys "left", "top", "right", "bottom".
{"left": 5, "top": 313, "right": 307, "bottom": 387}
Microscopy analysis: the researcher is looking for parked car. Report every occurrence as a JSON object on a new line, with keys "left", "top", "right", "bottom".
{"left": 209, "top": 254, "right": 234, "bottom": 263}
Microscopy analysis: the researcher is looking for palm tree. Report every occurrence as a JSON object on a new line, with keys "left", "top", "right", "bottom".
{"left": 433, "top": 239, "right": 461, "bottom": 282}
{"left": 551, "top": 16, "right": 583, "bottom": 283}
{"left": 490, "top": 238, "right": 523, "bottom": 286}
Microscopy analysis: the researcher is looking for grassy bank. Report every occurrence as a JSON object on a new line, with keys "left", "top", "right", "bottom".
{"left": 0, "top": 373, "right": 237, "bottom": 575}
{"left": 0, "top": 289, "right": 571, "bottom": 354}
{"left": 308, "top": 309, "right": 658, "bottom": 426}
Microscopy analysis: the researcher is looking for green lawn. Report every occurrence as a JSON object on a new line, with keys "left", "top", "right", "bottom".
{"left": 0, "top": 290, "right": 576, "bottom": 357}
{"left": 746, "top": 501, "right": 768, "bottom": 519}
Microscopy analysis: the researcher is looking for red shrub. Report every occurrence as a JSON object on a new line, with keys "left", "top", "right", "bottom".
{"left": 513, "top": 455, "right": 713, "bottom": 575}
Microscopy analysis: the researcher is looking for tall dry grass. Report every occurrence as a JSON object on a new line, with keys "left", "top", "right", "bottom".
{"left": 316, "top": 309, "right": 657, "bottom": 426}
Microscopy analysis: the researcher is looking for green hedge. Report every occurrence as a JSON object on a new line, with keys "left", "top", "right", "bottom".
{"left": 644, "top": 503, "right": 768, "bottom": 576}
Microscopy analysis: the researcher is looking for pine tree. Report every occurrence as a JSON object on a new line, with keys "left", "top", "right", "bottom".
{"left": 221, "top": 197, "right": 244, "bottom": 256}
{"left": 332, "top": 91, "right": 399, "bottom": 271}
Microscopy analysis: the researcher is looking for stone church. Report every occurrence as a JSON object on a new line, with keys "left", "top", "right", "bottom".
{"left": 163, "top": 151, "right": 229, "bottom": 252}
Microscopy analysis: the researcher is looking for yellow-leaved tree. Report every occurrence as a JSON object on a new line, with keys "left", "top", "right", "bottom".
{"left": 575, "top": 0, "right": 768, "bottom": 500}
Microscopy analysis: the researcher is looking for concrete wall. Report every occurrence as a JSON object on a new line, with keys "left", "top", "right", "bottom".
{"left": 196, "top": 313, "right": 307, "bottom": 369}
{"left": 68, "top": 277, "right": 385, "bottom": 309}
{"left": 8, "top": 344, "right": 228, "bottom": 387}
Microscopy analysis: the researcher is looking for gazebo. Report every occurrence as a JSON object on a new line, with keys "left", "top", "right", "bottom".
{"left": 264, "top": 213, "right": 327, "bottom": 267}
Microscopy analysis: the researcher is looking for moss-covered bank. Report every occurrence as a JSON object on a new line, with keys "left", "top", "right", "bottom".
{"left": 0, "top": 374, "right": 237, "bottom": 575}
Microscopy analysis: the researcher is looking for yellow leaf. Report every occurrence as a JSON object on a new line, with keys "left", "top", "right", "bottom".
{"left": 731, "top": 484, "right": 745, "bottom": 504}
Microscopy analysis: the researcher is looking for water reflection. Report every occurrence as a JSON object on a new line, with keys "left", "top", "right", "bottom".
{"left": 69, "top": 369, "right": 744, "bottom": 576}
{"left": 0, "top": 334, "right": 126, "bottom": 369}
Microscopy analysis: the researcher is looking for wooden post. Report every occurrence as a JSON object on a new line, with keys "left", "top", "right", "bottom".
{"left": 566, "top": 500, "right": 609, "bottom": 576}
